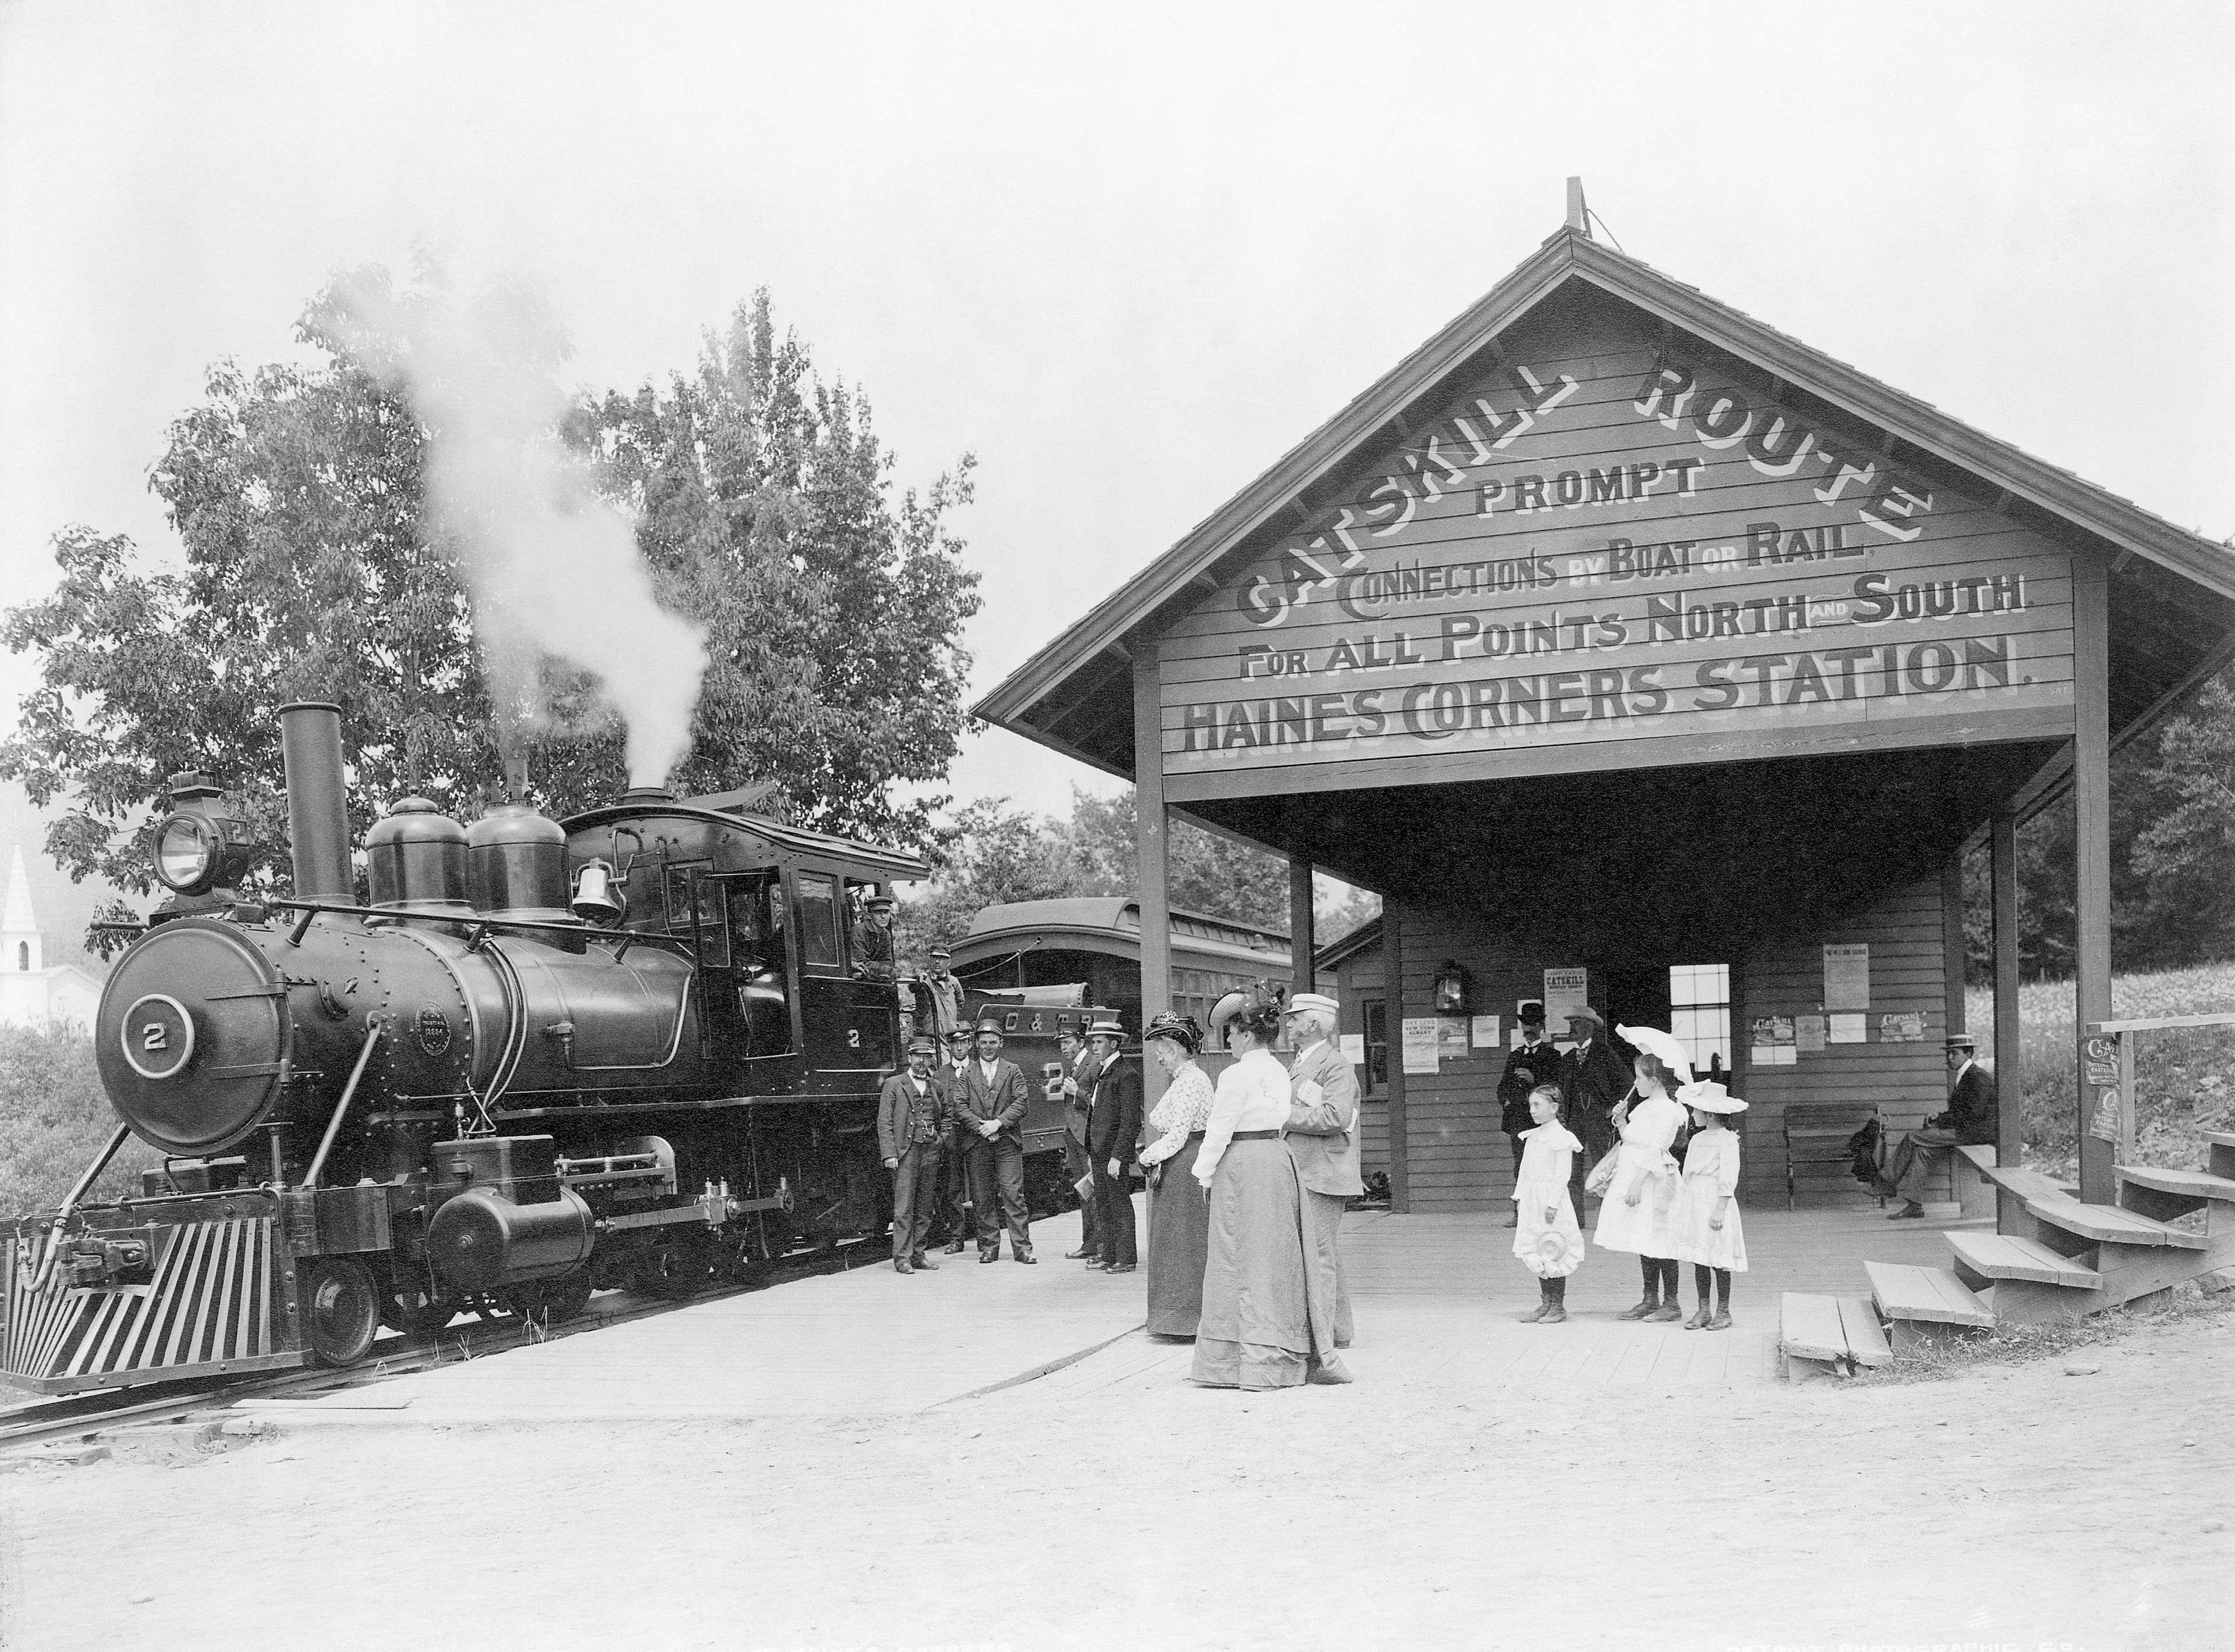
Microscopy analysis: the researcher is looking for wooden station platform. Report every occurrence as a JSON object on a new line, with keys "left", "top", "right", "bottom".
{"left": 239, "top": 1196, "right": 1961, "bottom": 1427}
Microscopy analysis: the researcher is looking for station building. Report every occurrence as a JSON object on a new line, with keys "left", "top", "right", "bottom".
{"left": 975, "top": 201, "right": 2235, "bottom": 1215}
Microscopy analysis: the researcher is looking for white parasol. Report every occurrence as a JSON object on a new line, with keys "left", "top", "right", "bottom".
{"left": 1615, "top": 1024, "right": 1694, "bottom": 1086}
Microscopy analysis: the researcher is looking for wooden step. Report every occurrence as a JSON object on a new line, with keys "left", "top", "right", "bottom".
{"left": 1946, "top": 1231, "right": 2100, "bottom": 1290}
{"left": 1778, "top": 1292, "right": 1893, "bottom": 1380}
{"left": 2117, "top": 1164, "right": 2235, "bottom": 1202}
{"left": 2025, "top": 1195, "right": 2208, "bottom": 1250}
{"left": 1865, "top": 1260, "right": 1995, "bottom": 1328}
{"left": 2205, "top": 1131, "right": 2235, "bottom": 1148}
{"left": 1982, "top": 1164, "right": 2079, "bottom": 1202}
{"left": 1837, "top": 1294, "right": 1893, "bottom": 1367}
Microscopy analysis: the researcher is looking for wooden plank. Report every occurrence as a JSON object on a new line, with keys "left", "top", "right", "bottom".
{"left": 1945, "top": 1231, "right": 2101, "bottom": 1289}
{"left": 1865, "top": 1260, "right": 1995, "bottom": 1327}
{"left": 2088, "top": 1012, "right": 2235, "bottom": 1034}
{"left": 2115, "top": 1165, "right": 2235, "bottom": 1202}
{"left": 1134, "top": 642, "right": 1173, "bottom": 1114}
{"left": 1984, "top": 1164, "right": 2072, "bottom": 1202}
{"left": 1835, "top": 1295, "right": 1894, "bottom": 1366}
{"left": 1778, "top": 1292, "right": 1850, "bottom": 1362}
{"left": 2025, "top": 1196, "right": 2208, "bottom": 1250}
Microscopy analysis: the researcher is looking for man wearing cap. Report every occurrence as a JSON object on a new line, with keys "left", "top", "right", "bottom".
{"left": 922, "top": 944, "right": 965, "bottom": 1040}
{"left": 1878, "top": 1035, "right": 1999, "bottom": 1218}
{"left": 1559, "top": 1005, "right": 1633, "bottom": 1217}
{"left": 1498, "top": 1003, "right": 1559, "bottom": 1228}
{"left": 954, "top": 1018, "right": 1035, "bottom": 1262}
{"left": 878, "top": 1034, "right": 949, "bottom": 1273}
{"left": 1053, "top": 1025, "right": 1103, "bottom": 1261}
{"left": 1283, "top": 991, "right": 1361, "bottom": 1347}
{"left": 851, "top": 894, "right": 897, "bottom": 982}
{"left": 933, "top": 1027, "right": 978, "bottom": 1252}
{"left": 1082, "top": 1018, "right": 1143, "bottom": 1271}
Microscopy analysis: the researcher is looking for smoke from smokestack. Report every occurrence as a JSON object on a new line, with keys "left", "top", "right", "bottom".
{"left": 334, "top": 271, "right": 708, "bottom": 790}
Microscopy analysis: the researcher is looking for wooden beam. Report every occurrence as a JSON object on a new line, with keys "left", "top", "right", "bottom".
{"left": 2073, "top": 556, "right": 2114, "bottom": 1203}
{"left": 1942, "top": 849, "right": 1967, "bottom": 1042}
{"left": 1289, "top": 855, "right": 1315, "bottom": 995}
{"left": 1992, "top": 812, "right": 2022, "bottom": 1188}
{"left": 1383, "top": 897, "right": 1410, "bottom": 1213}
{"left": 1133, "top": 639, "right": 1172, "bottom": 1110}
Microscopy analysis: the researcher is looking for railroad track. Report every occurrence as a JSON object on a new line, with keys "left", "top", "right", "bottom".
{"left": 0, "top": 1232, "right": 889, "bottom": 1456}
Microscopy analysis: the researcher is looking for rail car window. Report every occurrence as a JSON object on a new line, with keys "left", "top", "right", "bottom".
{"left": 796, "top": 872, "right": 844, "bottom": 971}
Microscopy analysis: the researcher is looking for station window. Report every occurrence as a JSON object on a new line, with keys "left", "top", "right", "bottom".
{"left": 1670, "top": 963, "right": 1732, "bottom": 1071}
{"left": 1361, "top": 1000, "right": 1389, "bottom": 1096}
{"left": 796, "top": 872, "right": 844, "bottom": 971}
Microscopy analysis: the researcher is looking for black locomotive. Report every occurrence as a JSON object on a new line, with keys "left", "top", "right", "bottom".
{"left": 1, "top": 701, "right": 980, "bottom": 1392}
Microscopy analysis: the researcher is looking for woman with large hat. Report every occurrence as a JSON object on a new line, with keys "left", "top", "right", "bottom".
{"left": 1189, "top": 983, "right": 1350, "bottom": 1388}
{"left": 1592, "top": 1025, "right": 1692, "bottom": 1323}
{"left": 1136, "top": 1011, "right": 1215, "bottom": 1337}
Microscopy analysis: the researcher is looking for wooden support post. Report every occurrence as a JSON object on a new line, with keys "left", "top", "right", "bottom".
{"left": 1992, "top": 811, "right": 2023, "bottom": 1184}
{"left": 1941, "top": 849, "right": 1967, "bottom": 1042}
{"left": 1383, "top": 898, "right": 1410, "bottom": 1214}
{"left": 1289, "top": 855, "right": 1314, "bottom": 996}
{"left": 2073, "top": 556, "right": 2114, "bottom": 1204}
{"left": 1133, "top": 638, "right": 1172, "bottom": 1110}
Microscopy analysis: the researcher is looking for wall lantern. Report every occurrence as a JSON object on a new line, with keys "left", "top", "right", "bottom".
{"left": 1433, "top": 960, "right": 1468, "bottom": 1016}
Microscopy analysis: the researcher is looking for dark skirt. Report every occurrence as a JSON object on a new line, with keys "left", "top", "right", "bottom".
{"left": 1190, "top": 1138, "right": 1349, "bottom": 1390}
{"left": 1145, "top": 1133, "right": 1209, "bottom": 1337}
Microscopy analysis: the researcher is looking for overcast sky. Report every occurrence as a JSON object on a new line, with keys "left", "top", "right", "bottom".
{"left": 2, "top": 0, "right": 2230, "bottom": 894}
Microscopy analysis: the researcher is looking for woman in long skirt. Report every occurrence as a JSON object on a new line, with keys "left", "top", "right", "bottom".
{"left": 1137, "top": 1011, "right": 1215, "bottom": 1338}
{"left": 1190, "top": 987, "right": 1350, "bottom": 1390}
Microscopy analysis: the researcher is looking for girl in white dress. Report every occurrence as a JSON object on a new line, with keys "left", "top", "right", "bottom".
{"left": 1512, "top": 1084, "right": 1583, "bottom": 1324}
{"left": 1591, "top": 1049, "right": 1687, "bottom": 1322}
{"left": 1670, "top": 1079, "right": 1748, "bottom": 1329}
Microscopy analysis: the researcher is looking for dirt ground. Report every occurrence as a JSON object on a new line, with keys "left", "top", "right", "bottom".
{"left": 3, "top": 1309, "right": 2229, "bottom": 1652}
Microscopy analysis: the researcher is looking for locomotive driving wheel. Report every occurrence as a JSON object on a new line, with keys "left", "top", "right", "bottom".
{"left": 302, "top": 1256, "right": 380, "bottom": 1368}
{"left": 378, "top": 1269, "right": 455, "bottom": 1341}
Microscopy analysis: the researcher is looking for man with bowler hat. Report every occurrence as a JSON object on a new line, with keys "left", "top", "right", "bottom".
{"left": 1053, "top": 1025, "right": 1104, "bottom": 1260}
{"left": 878, "top": 1033, "right": 948, "bottom": 1273}
{"left": 1082, "top": 1017, "right": 1142, "bottom": 1271}
{"left": 955, "top": 1017, "right": 1035, "bottom": 1262}
{"left": 1559, "top": 1004, "right": 1633, "bottom": 1216}
{"left": 1499, "top": 1001, "right": 1559, "bottom": 1227}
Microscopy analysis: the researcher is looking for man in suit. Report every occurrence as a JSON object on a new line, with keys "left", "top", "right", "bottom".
{"left": 954, "top": 1017, "right": 1035, "bottom": 1262}
{"left": 935, "top": 1026, "right": 978, "bottom": 1253}
{"left": 1283, "top": 991, "right": 1362, "bottom": 1348}
{"left": 878, "top": 1033, "right": 949, "bottom": 1273}
{"left": 1559, "top": 1004, "right": 1633, "bottom": 1218}
{"left": 1498, "top": 1001, "right": 1558, "bottom": 1228}
{"left": 1879, "top": 1033, "right": 2000, "bottom": 1217}
{"left": 1082, "top": 1017, "right": 1142, "bottom": 1272}
{"left": 1053, "top": 1025, "right": 1104, "bottom": 1261}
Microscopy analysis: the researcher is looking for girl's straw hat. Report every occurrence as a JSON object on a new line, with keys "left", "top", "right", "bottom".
{"left": 1676, "top": 1078, "right": 1748, "bottom": 1114}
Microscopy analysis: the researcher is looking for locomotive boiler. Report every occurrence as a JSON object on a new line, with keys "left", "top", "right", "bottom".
{"left": 1, "top": 701, "right": 932, "bottom": 1392}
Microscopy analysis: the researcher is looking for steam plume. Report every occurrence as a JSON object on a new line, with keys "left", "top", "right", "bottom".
{"left": 334, "top": 272, "right": 707, "bottom": 789}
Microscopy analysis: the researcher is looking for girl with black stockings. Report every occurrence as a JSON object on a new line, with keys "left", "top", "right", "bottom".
{"left": 1670, "top": 1078, "right": 1749, "bottom": 1330}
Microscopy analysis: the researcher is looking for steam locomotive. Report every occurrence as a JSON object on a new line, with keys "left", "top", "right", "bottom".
{"left": 1, "top": 701, "right": 1090, "bottom": 1395}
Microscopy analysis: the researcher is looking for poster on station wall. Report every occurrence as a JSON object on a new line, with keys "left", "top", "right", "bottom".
{"left": 1470, "top": 1014, "right": 1502, "bottom": 1049}
{"left": 1828, "top": 1012, "right": 1868, "bottom": 1043}
{"left": 1158, "top": 311, "right": 2076, "bottom": 793}
{"left": 1750, "top": 1015, "right": 1797, "bottom": 1067}
{"left": 1822, "top": 943, "right": 1870, "bottom": 1011}
{"left": 1542, "top": 967, "right": 1590, "bottom": 1035}
{"left": 1795, "top": 1014, "right": 1828, "bottom": 1054}
{"left": 1401, "top": 1016, "right": 1441, "bottom": 1074}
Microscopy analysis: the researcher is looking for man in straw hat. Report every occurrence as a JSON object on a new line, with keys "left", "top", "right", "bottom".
{"left": 1082, "top": 1017, "right": 1142, "bottom": 1271}
{"left": 1053, "top": 1023, "right": 1104, "bottom": 1260}
{"left": 878, "top": 1033, "right": 949, "bottom": 1273}
{"left": 1283, "top": 990, "right": 1361, "bottom": 1348}
{"left": 1876, "top": 1033, "right": 2000, "bottom": 1218}
{"left": 1558, "top": 1004, "right": 1632, "bottom": 1215}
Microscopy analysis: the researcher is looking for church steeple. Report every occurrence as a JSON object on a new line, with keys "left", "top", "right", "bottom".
{"left": 3, "top": 845, "right": 42, "bottom": 973}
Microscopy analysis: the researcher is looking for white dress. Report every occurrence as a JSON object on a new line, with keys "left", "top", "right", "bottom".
{"left": 1669, "top": 1127, "right": 1748, "bottom": 1271}
{"left": 1510, "top": 1121, "right": 1583, "bottom": 1279}
{"left": 1591, "top": 1090, "right": 1684, "bottom": 1258}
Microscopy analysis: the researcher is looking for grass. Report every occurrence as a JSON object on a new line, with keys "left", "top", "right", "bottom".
{"left": 0, "top": 1024, "right": 164, "bottom": 1220}
{"left": 1851, "top": 1279, "right": 2235, "bottom": 1384}
{"left": 1967, "top": 962, "right": 2235, "bottom": 1180}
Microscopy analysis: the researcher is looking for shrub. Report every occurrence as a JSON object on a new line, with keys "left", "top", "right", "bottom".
{"left": 0, "top": 1023, "right": 163, "bottom": 1218}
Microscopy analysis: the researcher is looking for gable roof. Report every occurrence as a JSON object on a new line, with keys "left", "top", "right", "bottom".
{"left": 977, "top": 226, "right": 2235, "bottom": 779}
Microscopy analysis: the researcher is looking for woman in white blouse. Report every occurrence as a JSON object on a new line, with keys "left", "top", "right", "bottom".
{"left": 1138, "top": 1011, "right": 1216, "bottom": 1338}
{"left": 1190, "top": 988, "right": 1351, "bottom": 1389}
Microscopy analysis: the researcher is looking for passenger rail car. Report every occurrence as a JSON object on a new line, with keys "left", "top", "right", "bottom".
{"left": 2, "top": 701, "right": 930, "bottom": 1394}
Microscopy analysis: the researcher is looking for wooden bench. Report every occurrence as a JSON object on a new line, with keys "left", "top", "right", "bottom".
{"left": 1952, "top": 1143, "right": 1998, "bottom": 1219}
{"left": 1864, "top": 1260, "right": 1993, "bottom": 1351}
{"left": 1778, "top": 1291, "right": 1892, "bottom": 1380}
{"left": 1781, "top": 1101, "right": 1885, "bottom": 1211}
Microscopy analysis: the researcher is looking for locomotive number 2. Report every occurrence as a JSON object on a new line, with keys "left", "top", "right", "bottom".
{"left": 847, "top": 1028, "right": 861, "bottom": 1049}
{"left": 143, "top": 1023, "right": 168, "bottom": 1051}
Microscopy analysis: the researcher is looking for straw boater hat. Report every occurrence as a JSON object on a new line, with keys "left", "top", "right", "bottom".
{"left": 1087, "top": 1017, "right": 1126, "bottom": 1043}
{"left": 1676, "top": 1078, "right": 1747, "bottom": 1114}
{"left": 1286, "top": 992, "right": 1340, "bottom": 1019}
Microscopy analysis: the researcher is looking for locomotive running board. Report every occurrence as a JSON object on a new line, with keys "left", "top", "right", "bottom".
{"left": 1, "top": 1219, "right": 308, "bottom": 1395}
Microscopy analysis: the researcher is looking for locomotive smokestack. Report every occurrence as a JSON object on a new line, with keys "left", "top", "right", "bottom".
{"left": 277, "top": 701, "right": 354, "bottom": 902}
{"left": 620, "top": 784, "right": 675, "bottom": 809}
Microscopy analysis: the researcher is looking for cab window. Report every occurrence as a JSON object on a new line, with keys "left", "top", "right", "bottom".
{"left": 796, "top": 872, "right": 844, "bottom": 971}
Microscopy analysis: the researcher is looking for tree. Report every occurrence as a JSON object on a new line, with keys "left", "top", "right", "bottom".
{"left": 1, "top": 273, "right": 979, "bottom": 907}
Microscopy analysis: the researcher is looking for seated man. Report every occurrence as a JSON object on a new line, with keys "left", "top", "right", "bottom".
{"left": 1878, "top": 1034, "right": 1998, "bottom": 1217}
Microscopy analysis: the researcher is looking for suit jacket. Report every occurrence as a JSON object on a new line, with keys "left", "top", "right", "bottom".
{"left": 1084, "top": 1053, "right": 1142, "bottom": 1164}
{"left": 953, "top": 1057, "right": 1030, "bottom": 1141}
{"left": 1498, "top": 1039, "right": 1561, "bottom": 1135}
{"left": 1558, "top": 1039, "right": 1634, "bottom": 1138}
{"left": 1285, "top": 1038, "right": 1364, "bottom": 1198}
{"left": 877, "top": 1071, "right": 949, "bottom": 1163}
{"left": 1061, "top": 1047, "right": 1097, "bottom": 1147}
{"left": 1946, "top": 1063, "right": 1998, "bottom": 1147}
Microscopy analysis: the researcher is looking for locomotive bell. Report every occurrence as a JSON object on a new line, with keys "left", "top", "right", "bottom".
{"left": 569, "top": 858, "right": 623, "bottom": 924}
{"left": 364, "top": 798, "right": 472, "bottom": 914}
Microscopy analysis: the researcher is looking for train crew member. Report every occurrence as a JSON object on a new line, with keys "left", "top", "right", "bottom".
{"left": 957, "top": 1017, "right": 1036, "bottom": 1263}
{"left": 1498, "top": 1002, "right": 1558, "bottom": 1227}
{"left": 851, "top": 893, "right": 897, "bottom": 982}
{"left": 936, "top": 1026, "right": 978, "bottom": 1252}
{"left": 1558, "top": 1006, "right": 1633, "bottom": 1218}
{"left": 1055, "top": 1025, "right": 1103, "bottom": 1261}
{"left": 923, "top": 943, "right": 966, "bottom": 1040}
{"left": 879, "top": 1033, "right": 949, "bottom": 1274}
{"left": 1138, "top": 1011, "right": 1214, "bottom": 1336}
{"left": 1876, "top": 1034, "right": 2000, "bottom": 1218}
{"left": 1192, "top": 986, "right": 1349, "bottom": 1389}
{"left": 1083, "top": 1017, "right": 1142, "bottom": 1273}
{"left": 1281, "top": 992, "right": 1360, "bottom": 1348}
